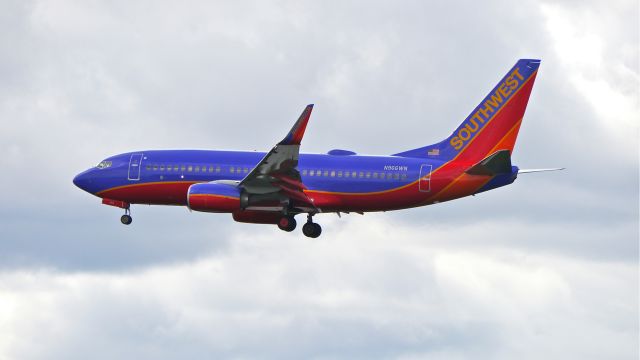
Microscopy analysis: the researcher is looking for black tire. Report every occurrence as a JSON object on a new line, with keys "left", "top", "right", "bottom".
{"left": 120, "top": 215, "right": 132, "bottom": 225}
{"left": 302, "top": 222, "right": 316, "bottom": 237}
{"left": 278, "top": 216, "right": 296, "bottom": 232}
{"left": 311, "top": 223, "right": 322, "bottom": 238}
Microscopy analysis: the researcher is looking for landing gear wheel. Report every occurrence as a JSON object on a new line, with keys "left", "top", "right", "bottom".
{"left": 120, "top": 214, "right": 132, "bottom": 225}
{"left": 302, "top": 221, "right": 322, "bottom": 238}
{"left": 278, "top": 216, "right": 297, "bottom": 232}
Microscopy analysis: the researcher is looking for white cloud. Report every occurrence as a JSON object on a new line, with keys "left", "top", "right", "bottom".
{"left": 540, "top": 1, "right": 639, "bottom": 133}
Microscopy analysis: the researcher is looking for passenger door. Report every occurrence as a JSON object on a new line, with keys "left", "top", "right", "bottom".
{"left": 419, "top": 164, "right": 432, "bottom": 192}
{"left": 128, "top": 153, "right": 143, "bottom": 181}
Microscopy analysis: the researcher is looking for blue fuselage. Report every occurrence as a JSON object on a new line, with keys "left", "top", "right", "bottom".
{"left": 74, "top": 149, "right": 517, "bottom": 213}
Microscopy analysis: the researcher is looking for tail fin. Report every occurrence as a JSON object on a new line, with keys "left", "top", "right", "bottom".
{"left": 393, "top": 59, "right": 540, "bottom": 163}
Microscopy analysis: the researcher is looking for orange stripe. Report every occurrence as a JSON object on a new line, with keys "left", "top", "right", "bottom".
{"left": 429, "top": 117, "right": 524, "bottom": 201}
{"left": 307, "top": 71, "right": 538, "bottom": 198}
{"left": 487, "top": 118, "right": 522, "bottom": 155}
{"left": 430, "top": 70, "right": 537, "bottom": 175}
{"left": 190, "top": 194, "right": 239, "bottom": 200}
{"left": 306, "top": 179, "right": 417, "bottom": 197}
{"left": 97, "top": 181, "right": 199, "bottom": 195}
{"left": 99, "top": 72, "right": 538, "bottom": 201}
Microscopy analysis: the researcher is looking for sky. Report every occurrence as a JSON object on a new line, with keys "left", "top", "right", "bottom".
{"left": 0, "top": 0, "right": 638, "bottom": 359}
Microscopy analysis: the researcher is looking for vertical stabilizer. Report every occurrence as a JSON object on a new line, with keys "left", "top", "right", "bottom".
{"left": 393, "top": 59, "right": 540, "bottom": 163}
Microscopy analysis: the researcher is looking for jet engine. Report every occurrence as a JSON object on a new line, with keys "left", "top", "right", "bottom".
{"left": 187, "top": 182, "right": 241, "bottom": 213}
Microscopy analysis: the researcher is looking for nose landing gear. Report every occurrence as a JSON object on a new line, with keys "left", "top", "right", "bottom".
{"left": 302, "top": 214, "right": 321, "bottom": 238}
{"left": 120, "top": 208, "right": 133, "bottom": 225}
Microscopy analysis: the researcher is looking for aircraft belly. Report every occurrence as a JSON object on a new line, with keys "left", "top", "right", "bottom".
{"left": 98, "top": 181, "right": 196, "bottom": 206}
{"left": 307, "top": 183, "right": 427, "bottom": 212}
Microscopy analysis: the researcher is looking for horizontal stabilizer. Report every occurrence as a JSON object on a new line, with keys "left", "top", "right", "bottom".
{"left": 466, "top": 150, "right": 512, "bottom": 176}
{"left": 518, "top": 168, "right": 565, "bottom": 174}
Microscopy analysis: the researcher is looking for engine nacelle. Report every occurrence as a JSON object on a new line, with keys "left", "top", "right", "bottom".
{"left": 187, "top": 182, "right": 241, "bottom": 213}
{"left": 232, "top": 210, "right": 282, "bottom": 224}
{"left": 240, "top": 191, "right": 284, "bottom": 209}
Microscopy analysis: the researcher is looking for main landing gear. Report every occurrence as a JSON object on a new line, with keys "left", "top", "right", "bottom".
{"left": 277, "top": 214, "right": 322, "bottom": 238}
{"left": 302, "top": 214, "right": 322, "bottom": 238}
{"left": 120, "top": 208, "right": 133, "bottom": 225}
{"left": 277, "top": 215, "right": 297, "bottom": 232}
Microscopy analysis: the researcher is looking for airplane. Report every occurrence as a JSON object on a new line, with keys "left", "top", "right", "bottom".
{"left": 73, "top": 59, "right": 562, "bottom": 238}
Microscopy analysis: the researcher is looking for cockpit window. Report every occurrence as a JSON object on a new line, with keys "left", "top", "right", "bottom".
{"left": 96, "top": 161, "right": 112, "bottom": 169}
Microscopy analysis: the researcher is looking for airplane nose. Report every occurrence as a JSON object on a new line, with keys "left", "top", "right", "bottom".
{"left": 73, "top": 170, "right": 93, "bottom": 192}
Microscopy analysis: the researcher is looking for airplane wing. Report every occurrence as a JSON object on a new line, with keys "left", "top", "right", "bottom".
{"left": 239, "top": 104, "right": 316, "bottom": 210}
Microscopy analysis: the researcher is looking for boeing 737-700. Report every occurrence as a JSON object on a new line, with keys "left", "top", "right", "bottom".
{"left": 73, "top": 59, "right": 561, "bottom": 238}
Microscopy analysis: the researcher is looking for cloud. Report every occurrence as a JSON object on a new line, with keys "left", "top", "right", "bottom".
{"left": 0, "top": 217, "right": 636, "bottom": 359}
{"left": 540, "top": 1, "right": 638, "bottom": 139}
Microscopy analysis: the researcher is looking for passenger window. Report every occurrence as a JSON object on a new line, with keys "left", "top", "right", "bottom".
{"left": 302, "top": 170, "right": 308, "bottom": 176}
{"left": 401, "top": 174, "right": 407, "bottom": 180}
{"left": 345, "top": 171, "right": 350, "bottom": 178}
{"left": 322, "top": 170, "right": 327, "bottom": 177}
{"left": 244, "top": 168, "right": 249, "bottom": 173}
{"left": 337, "top": 171, "right": 343, "bottom": 177}
{"left": 372, "top": 172, "right": 378, "bottom": 179}
{"left": 174, "top": 165, "right": 179, "bottom": 171}
{"left": 310, "top": 170, "right": 315, "bottom": 176}
{"left": 188, "top": 166, "right": 193, "bottom": 172}
{"left": 352, "top": 171, "right": 357, "bottom": 178}
{"left": 216, "top": 166, "right": 221, "bottom": 173}
{"left": 166, "top": 165, "right": 171, "bottom": 171}
{"left": 394, "top": 173, "right": 400, "bottom": 180}
{"left": 359, "top": 172, "right": 364, "bottom": 178}
{"left": 181, "top": 165, "right": 186, "bottom": 172}
{"left": 366, "top": 172, "right": 371, "bottom": 178}
{"left": 153, "top": 165, "right": 158, "bottom": 171}
{"left": 146, "top": 165, "right": 151, "bottom": 170}
{"left": 209, "top": 166, "right": 214, "bottom": 173}
{"left": 330, "top": 171, "right": 335, "bottom": 177}
{"left": 387, "top": 173, "right": 393, "bottom": 180}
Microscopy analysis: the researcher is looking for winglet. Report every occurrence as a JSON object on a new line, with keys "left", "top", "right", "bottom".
{"left": 279, "top": 104, "right": 314, "bottom": 145}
